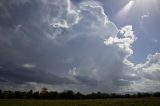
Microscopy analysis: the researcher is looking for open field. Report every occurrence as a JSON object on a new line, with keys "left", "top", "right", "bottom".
{"left": 0, "top": 98, "right": 160, "bottom": 106}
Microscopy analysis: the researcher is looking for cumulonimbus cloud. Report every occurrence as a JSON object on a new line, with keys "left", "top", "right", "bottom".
{"left": 0, "top": 0, "right": 159, "bottom": 93}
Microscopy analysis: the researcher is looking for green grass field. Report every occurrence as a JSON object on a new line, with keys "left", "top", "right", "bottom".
{"left": 0, "top": 98, "right": 160, "bottom": 106}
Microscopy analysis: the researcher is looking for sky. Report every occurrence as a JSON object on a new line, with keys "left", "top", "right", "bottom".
{"left": 0, "top": 0, "right": 160, "bottom": 93}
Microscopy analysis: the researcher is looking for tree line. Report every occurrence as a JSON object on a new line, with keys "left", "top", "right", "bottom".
{"left": 0, "top": 88, "right": 160, "bottom": 99}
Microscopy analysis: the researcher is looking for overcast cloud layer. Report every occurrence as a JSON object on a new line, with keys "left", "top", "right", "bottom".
{"left": 0, "top": 0, "right": 159, "bottom": 93}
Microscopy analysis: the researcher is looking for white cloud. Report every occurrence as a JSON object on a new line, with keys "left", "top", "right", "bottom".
{"left": 49, "top": 0, "right": 80, "bottom": 29}
{"left": 141, "top": 13, "right": 150, "bottom": 19}
{"left": 79, "top": 1, "right": 108, "bottom": 25}
{"left": 50, "top": 18, "right": 69, "bottom": 28}
{"left": 69, "top": 67, "right": 79, "bottom": 76}
{"left": 127, "top": 53, "right": 160, "bottom": 92}
{"left": 104, "top": 25, "right": 136, "bottom": 58}
{"left": 153, "top": 39, "right": 158, "bottom": 43}
{"left": 22, "top": 64, "right": 36, "bottom": 68}
{"left": 136, "top": 53, "right": 160, "bottom": 80}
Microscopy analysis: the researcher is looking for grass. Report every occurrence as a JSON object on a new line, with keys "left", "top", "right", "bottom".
{"left": 0, "top": 98, "right": 160, "bottom": 106}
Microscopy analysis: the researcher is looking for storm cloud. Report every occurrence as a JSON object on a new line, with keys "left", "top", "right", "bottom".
{"left": 0, "top": 0, "right": 159, "bottom": 93}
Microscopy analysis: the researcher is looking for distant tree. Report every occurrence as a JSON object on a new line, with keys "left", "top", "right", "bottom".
{"left": 137, "top": 92, "right": 143, "bottom": 98}
{"left": 48, "top": 91, "right": 59, "bottom": 99}
{"left": 124, "top": 94, "right": 131, "bottom": 98}
{"left": 3, "top": 91, "right": 9, "bottom": 99}
{"left": 26, "top": 90, "right": 33, "bottom": 99}
{"left": 33, "top": 92, "right": 40, "bottom": 99}
{"left": 142, "top": 93, "right": 151, "bottom": 97}
{"left": 0, "top": 90, "right": 2, "bottom": 99}
{"left": 14, "top": 91, "right": 21, "bottom": 99}
{"left": 86, "top": 92, "right": 97, "bottom": 99}
{"left": 96, "top": 92, "right": 105, "bottom": 99}
{"left": 60, "top": 90, "right": 75, "bottom": 99}
{"left": 14, "top": 91, "right": 26, "bottom": 99}
{"left": 75, "top": 92, "right": 84, "bottom": 99}
{"left": 41, "top": 88, "right": 48, "bottom": 94}
{"left": 0, "top": 88, "right": 160, "bottom": 99}
{"left": 110, "top": 93, "right": 119, "bottom": 98}
{"left": 66, "top": 90, "right": 75, "bottom": 99}
{"left": 40, "top": 88, "right": 49, "bottom": 99}
{"left": 153, "top": 92, "right": 160, "bottom": 97}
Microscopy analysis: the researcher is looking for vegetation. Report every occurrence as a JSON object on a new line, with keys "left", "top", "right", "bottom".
{"left": 0, "top": 98, "right": 160, "bottom": 106}
{"left": 0, "top": 88, "right": 160, "bottom": 106}
{"left": 0, "top": 88, "right": 160, "bottom": 99}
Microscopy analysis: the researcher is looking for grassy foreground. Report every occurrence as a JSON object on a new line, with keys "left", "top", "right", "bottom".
{"left": 0, "top": 98, "right": 160, "bottom": 106}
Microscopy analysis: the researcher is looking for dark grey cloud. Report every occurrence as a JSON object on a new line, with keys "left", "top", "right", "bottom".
{"left": 75, "top": 75, "right": 98, "bottom": 86}
{"left": 0, "top": 63, "right": 73, "bottom": 85}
